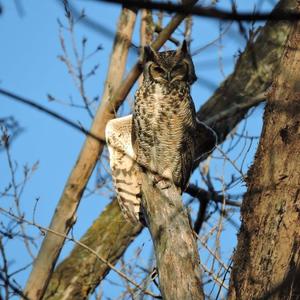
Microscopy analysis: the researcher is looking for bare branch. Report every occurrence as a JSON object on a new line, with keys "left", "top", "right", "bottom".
{"left": 97, "top": 0, "right": 300, "bottom": 22}
{"left": 186, "top": 184, "right": 242, "bottom": 208}
{"left": 141, "top": 173, "right": 205, "bottom": 299}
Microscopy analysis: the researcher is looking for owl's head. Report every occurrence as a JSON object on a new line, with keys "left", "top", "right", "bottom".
{"left": 142, "top": 40, "right": 197, "bottom": 85}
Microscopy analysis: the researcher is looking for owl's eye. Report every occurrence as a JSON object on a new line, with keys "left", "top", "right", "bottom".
{"left": 170, "top": 63, "right": 188, "bottom": 81}
{"left": 152, "top": 65, "right": 165, "bottom": 74}
{"left": 149, "top": 64, "right": 167, "bottom": 81}
{"left": 171, "top": 63, "right": 187, "bottom": 75}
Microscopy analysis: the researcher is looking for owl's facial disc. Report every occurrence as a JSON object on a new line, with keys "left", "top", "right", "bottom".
{"left": 149, "top": 62, "right": 190, "bottom": 84}
{"left": 144, "top": 42, "right": 197, "bottom": 85}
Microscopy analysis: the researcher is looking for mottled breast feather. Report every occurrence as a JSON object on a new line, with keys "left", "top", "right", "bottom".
{"left": 132, "top": 81, "right": 197, "bottom": 191}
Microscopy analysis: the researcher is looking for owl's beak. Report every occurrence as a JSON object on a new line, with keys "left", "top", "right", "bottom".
{"left": 167, "top": 72, "right": 172, "bottom": 82}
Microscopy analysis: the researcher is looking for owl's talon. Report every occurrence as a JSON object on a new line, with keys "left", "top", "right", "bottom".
{"left": 152, "top": 174, "right": 171, "bottom": 190}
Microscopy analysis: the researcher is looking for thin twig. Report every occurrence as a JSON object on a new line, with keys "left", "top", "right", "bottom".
{"left": 216, "top": 145, "right": 246, "bottom": 180}
{"left": 200, "top": 261, "right": 229, "bottom": 290}
{"left": 194, "top": 232, "right": 230, "bottom": 271}
{"left": 3, "top": 131, "right": 35, "bottom": 259}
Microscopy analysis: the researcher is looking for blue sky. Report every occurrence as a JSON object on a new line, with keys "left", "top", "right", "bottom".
{"left": 0, "top": 0, "right": 274, "bottom": 298}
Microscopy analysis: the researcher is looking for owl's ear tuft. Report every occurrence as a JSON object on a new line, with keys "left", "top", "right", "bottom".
{"left": 180, "top": 40, "right": 188, "bottom": 54}
{"left": 143, "top": 45, "right": 158, "bottom": 63}
{"left": 176, "top": 40, "right": 189, "bottom": 58}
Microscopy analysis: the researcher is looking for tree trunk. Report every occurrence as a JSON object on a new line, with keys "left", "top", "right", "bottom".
{"left": 141, "top": 174, "right": 204, "bottom": 299}
{"left": 229, "top": 6, "right": 300, "bottom": 299}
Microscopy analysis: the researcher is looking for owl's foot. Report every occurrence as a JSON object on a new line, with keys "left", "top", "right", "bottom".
{"left": 152, "top": 174, "right": 171, "bottom": 190}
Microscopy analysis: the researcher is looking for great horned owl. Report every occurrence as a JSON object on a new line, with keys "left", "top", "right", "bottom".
{"left": 106, "top": 41, "right": 216, "bottom": 224}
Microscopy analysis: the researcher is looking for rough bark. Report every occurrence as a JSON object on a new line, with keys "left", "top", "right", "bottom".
{"left": 45, "top": 1, "right": 294, "bottom": 297}
{"left": 44, "top": 199, "right": 142, "bottom": 300}
{"left": 141, "top": 174, "right": 204, "bottom": 299}
{"left": 229, "top": 6, "right": 300, "bottom": 299}
{"left": 23, "top": 7, "right": 138, "bottom": 300}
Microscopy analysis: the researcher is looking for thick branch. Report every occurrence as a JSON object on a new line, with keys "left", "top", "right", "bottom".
{"left": 141, "top": 174, "right": 204, "bottom": 299}
{"left": 229, "top": 5, "right": 300, "bottom": 298}
{"left": 45, "top": 0, "right": 295, "bottom": 296}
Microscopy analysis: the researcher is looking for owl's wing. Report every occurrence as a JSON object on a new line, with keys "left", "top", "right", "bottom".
{"left": 105, "top": 115, "right": 142, "bottom": 224}
{"left": 179, "top": 136, "right": 195, "bottom": 192}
